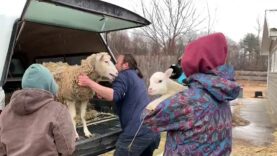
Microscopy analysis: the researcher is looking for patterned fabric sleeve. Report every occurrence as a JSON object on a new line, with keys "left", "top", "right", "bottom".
{"left": 142, "top": 91, "right": 194, "bottom": 132}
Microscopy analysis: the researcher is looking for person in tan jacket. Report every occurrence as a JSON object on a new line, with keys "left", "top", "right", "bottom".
{"left": 0, "top": 64, "right": 76, "bottom": 156}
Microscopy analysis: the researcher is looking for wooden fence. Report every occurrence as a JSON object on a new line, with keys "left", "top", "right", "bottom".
{"left": 134, "top": 55, "right": 178, "bottom": 85}
{"left": 133, "top": 55, "right": 268, "bottom": 85}
{"left": 235, "top": 71, "right": 267, "bottom": 81}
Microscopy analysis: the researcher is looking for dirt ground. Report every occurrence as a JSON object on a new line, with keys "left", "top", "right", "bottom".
{"left": 232, "top": 130, "right": 277, "bottom": 156}
{"left": 231, "top": 80, "right": 277, "bottom": 156}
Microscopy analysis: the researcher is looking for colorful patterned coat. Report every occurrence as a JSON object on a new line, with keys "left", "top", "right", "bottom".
{"left": 143, "top": 65, "right": 240, "bottom": 156}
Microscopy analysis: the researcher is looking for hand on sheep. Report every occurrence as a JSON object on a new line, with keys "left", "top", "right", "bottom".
{"left": 96, "top": 94, "right": 103, "bottom": 99}
{"left": 78, "top": 74, "right": 94, "bottom": 87}
{"left": 146, "top": 100, "right": 159, "bottom": 111}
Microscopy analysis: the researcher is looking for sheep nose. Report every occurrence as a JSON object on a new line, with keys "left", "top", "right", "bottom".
{"left": 148, "top": 88, "right": 152, "bottom": 93}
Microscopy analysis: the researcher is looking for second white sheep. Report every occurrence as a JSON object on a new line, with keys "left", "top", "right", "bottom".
{"left": 146, "top": 68, "right": 187, "bottom": 111}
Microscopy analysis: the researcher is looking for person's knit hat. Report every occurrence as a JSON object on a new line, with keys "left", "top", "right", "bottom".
{"left": 22, "top": 64, "right": 58, "bottom": 95}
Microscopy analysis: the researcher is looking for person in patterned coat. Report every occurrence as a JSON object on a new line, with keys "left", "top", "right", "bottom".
{"left": 143, "top": 33, "right": 240, "bottom": 156}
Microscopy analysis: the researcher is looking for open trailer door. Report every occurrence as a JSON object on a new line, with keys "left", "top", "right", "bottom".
{"left": 1, "top": 0, "right": 150, "bottom": 87}
{"left": 21, "top": 0, "right": 150, "bottom": 32}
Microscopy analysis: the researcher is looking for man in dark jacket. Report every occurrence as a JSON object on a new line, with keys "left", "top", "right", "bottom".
{"left": 78, "top": 54, "right": 160, "bottom": 156}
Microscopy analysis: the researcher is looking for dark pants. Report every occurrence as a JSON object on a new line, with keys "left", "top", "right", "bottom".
{"left": 114, "top": 133, "right": 160, "bottom": 156}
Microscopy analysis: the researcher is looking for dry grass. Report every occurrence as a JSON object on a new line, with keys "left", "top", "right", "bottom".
{"left": 153, "top": 132, "right": 166, "bottom": 156}
{"left": 100, "top": 132, "right": 166, "bottom": 156}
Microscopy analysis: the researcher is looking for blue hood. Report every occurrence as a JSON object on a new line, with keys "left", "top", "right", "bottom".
{"left": 187, "top": 65, "right": 240, "bottom": 102}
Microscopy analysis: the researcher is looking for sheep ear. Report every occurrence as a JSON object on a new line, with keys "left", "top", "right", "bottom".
{"left": 164, "top": 68, "right": 173, "bottom": 78}
{"left": 96, "top": 54, "right": 105, "bottom": 61}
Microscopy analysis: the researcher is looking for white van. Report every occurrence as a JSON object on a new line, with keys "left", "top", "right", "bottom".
{"left": 0, "top": 0, "right": 150, "bottom": 155}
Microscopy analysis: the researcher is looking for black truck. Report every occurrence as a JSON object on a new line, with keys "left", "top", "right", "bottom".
{"left": 0, "top": 0, "right": 150, "bottom": 155}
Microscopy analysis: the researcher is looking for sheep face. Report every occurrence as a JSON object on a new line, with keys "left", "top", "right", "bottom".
{"left": 94, "top": 53, "right": 118, "bottom": 81}
{"left": 148, "top": 69, "right": 173, "bottom": 95}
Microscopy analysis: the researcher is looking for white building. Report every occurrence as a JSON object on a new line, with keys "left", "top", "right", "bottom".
{"left": 261, "top": 10, "right": 277, "bottom": 124}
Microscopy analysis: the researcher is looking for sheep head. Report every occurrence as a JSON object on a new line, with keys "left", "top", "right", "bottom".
{"left": 148, "top": 68, "right": 173, "bottom": 95}
{"left": 83, "top": 52, "right": 118, "bottom": 81}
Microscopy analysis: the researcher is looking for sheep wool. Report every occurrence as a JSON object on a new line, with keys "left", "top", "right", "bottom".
{"left": 43, "top": 52, "right": 118, "bottom": 138}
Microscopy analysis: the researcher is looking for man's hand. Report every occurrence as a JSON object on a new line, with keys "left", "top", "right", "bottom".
{"left": 78, "top": 74, "right": 114, "bottom": 101}
{"left": 78, "top": 74, "right": 95, "bottom": 87}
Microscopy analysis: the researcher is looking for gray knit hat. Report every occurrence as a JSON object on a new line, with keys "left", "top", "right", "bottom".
{"left": 22, "top": 64, "right": 58, "bottom": 95}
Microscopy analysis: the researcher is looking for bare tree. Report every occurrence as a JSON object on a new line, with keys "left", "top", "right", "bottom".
{"left": 205, "top": 0, "right": 217, "bottom": 34}
{"left": 255, "top": 16, "right": 262, "bottom": 39}
{"left": 131, "top": 33, "right": 151, "bottom": 55}
{"left": 226, "top": 38, "right": 240, "bottom": 69}
{"left": 140, "top": 0, "right": 205, "bottom": 54}
{"left": 107, "top": 31, "right": 132, "bottom": 56}
{"left": 238, "top": 33, "right": 267, "bottom": 71}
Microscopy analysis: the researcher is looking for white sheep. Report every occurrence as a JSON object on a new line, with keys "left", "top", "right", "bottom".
{"left": 146, "top": 69, "right": 248, "bottom": 128}
{"left": 146, "top": 68, "right": 187, "bottom": 111}
{"left": 43, "top": 52, "right": 118, "bottom": 138}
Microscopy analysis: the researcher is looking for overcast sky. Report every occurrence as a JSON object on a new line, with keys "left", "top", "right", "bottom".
{"left": 103, "top": 0, "right": 277, "bottom": 42}
{"left": 1, "top": 0, "right": 276, "bottom": 42}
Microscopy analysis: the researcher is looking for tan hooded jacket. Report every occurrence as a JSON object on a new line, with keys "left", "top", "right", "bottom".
{"left": 0, "top": 89, "right": 76, "bottom": 156}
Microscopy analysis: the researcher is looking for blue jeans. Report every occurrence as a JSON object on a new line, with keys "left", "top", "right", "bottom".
{"left": 114, "top": 133, "right": 160, "bottom": 156}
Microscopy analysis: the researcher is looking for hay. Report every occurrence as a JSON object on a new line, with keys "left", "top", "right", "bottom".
{"left": 75, "top": 109, "right": 98, "bottom": 125}
{"left": 75, "top": 109, "right": 115, "bottom": 126}
{"left": 232, "top": 114, "right": 250, "bottom": 127}
{"left": 232, "top": 103, "right": 250, "bottom": 127}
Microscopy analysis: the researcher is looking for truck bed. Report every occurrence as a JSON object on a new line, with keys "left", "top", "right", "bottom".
{"left": 75, "top": 117, "right": 121, "bottom": 156}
